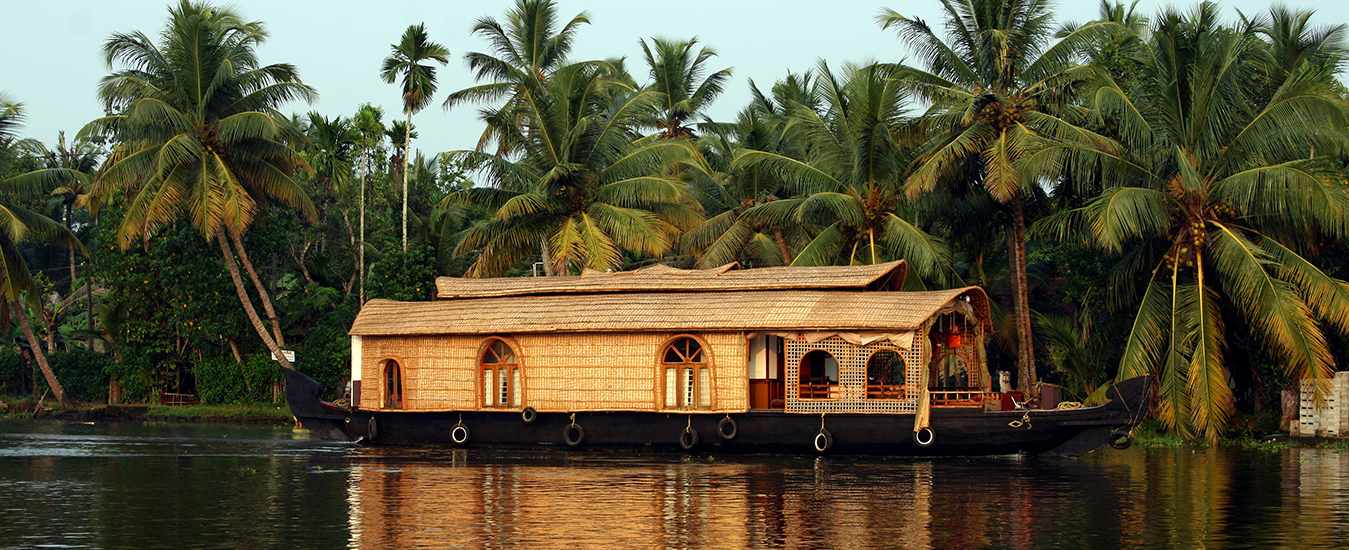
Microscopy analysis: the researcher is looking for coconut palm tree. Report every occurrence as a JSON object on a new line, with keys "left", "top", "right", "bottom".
{"left": 638, "top": 37, "right": 732, "bottom": 139}
{"left": 353, "top": 104, "right": 385, "bottom": 305}
{"left": 304, "top": 113, "right": 356, "bottom": 194}
{"left": 0, "top": 98, "right": 82, "bottom": 408}
{"left": 85, "top": 0, "right": 316, "bottom": 371}
{"left": 731, "top": 62, "right": 955, "bottom": 284}
{"left": 878, "top": 0, "right": 1118, "bottom": 393}
{"left": 1039, "top": 2, "right": 1349, "bottom": 440}
{"left": 683, "top": 77, "right": 813, "bottom": 268}
{"left": 443, "top": 0, "right": 590, "bottom": 155}
{"left": 6, "top": 132, "right": 102, "bottom": 349}
{"left": 443, "top": 60, "right": 705, "bottom": 276}
{"left": 381, "top": 23, "right": 450, "bottom": 252}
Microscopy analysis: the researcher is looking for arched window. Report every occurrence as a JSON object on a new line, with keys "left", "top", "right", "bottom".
{"left": 384, "top": 360, "right": 403, "bottom": 409}
{"left": 866, "top": 349, "right": 906, "bottom": 399}
{"left": 662, "top": 337, "right": 710, "bottom": 409}
{"left": 798, "top": 350, "right": 839, "bottom": 400}
{"left": 481, "top": 339, "right": 521, "bottom": 408}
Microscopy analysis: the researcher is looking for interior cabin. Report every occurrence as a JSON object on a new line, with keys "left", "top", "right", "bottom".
{"left": 346, "top": 261, "right": 995, "bottom": 416}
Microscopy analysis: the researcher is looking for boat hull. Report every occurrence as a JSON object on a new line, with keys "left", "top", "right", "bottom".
{"left": 287, "top": 370, "right": 1151, "bottom": 457}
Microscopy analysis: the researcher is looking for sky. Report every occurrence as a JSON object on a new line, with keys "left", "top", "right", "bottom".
{"left": 3, "top": 0, "right": 1347, "bottom": 156}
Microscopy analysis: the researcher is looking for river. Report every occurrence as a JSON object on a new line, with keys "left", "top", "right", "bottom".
{"left": 1, "top": 420, "right": 1346, "bottom": 549}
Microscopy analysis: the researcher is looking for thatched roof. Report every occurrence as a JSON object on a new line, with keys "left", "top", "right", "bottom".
{"left": 435, "top": 260, "right": 907, "bottom": 300}
{"left": 350, "top": 287, "right": 989, "bottom": 336}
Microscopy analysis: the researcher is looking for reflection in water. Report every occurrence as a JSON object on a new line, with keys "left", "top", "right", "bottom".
{"left": 3, "top": 421, "right": 1349, "bottom": 549}
{"left": 345, "top": 456, "right": 938, "bottom": 549}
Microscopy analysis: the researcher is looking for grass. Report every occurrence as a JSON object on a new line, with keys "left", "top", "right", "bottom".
{"left": 0, "top": 395, "right": 294, "bottom": 423}
{"left": 145, "top": 402, "right": 293, "bottom": 422}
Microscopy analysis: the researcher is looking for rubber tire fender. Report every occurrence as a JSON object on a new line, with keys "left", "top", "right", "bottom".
{"left": 521, "top": 407, "right": 538, "bottom": 424}
{"left": 367, "top": 417, "right": 378, "bottom": 441}
{"left": 679, "top": 427, "right": 700, "bottom": 451}
{"left": 913, "top": 427, "right": 936, "bottom": 448}
{"left": 1109, "top": 429, "right": 1132, "bottom": 450}
{"left": 813, "top": 428, "right": 834, "bottom": 453}
{"left": 717, "top": 416, "right": 738, "bottom": 440}
{"left": 451, "top": 424, "right": 471, "bottom": 445}
{"left": 563, "top": 423, "right": 585, "bottom": 447}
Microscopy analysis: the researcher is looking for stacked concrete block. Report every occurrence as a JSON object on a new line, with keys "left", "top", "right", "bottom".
{"left": 1299, "top": 371, "right": 1349, "bottom": 437}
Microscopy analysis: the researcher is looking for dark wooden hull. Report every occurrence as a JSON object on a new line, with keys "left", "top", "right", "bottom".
{"left": 286, "top": 369, "right": 1151, "bottom": 457}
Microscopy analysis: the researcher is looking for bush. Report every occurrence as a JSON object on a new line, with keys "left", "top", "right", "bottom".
{"left": 194, "top": 353, "right": 283, "bottom": 404}
{"left": 104, "top": 356, "right": 155, "bottom": 403}
{"left": 41, "top": 349, "right": 115, "bottom": 403}
{"left": 0, "top": 348, "right": 25, "bottom": 397}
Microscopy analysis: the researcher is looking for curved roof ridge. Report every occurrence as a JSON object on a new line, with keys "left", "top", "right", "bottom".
{"left": 435, "top": 260, "right": 907, "bottom": 299}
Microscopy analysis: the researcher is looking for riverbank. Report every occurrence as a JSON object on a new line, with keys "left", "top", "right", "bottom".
{"left": 0, "top": 398, "right": 294, "bottom": 425}
{"left": 1128, "top": 420, "right": 1349, "bottom": 450}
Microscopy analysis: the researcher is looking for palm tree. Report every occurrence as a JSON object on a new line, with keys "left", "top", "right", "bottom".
{"left": 1040, "top": 2, "right": 1349, "bottom": 440}
{"left": 0, "top": 97, "right": 82, "bottom": 409}
{"left": 731, "top": 62, "right": 955, "bottom": 283}
{"left": 443, "top": 0, "right": 590, "bottom": 155}
{"left": 353, "top": 104, "right": 385, "bottom": 305}
{"left": 381, "top": 23, "right": 450, "bottom": 252}
{"left": 878, "top": 0, "right": 1118, "bottom": 394}
{"left": 304, "top": 113, "right": 356, "bottom": 194}
{"left": 683, "top": 76, "right": 813, "bottom": 268}
{"left": 443, "top": 61, "right": 704, "bottom": 276}
{"left": 6, "top": 132, "right": 102, "bottom": 348}
{"left": 0, "top": 94, "right": 22, "bottom": 150}
{"left": 86, "top": 0, "right": 316, "bottom": 371}
{"left": 638, "top": 37, "right": 732, "bottom": 139}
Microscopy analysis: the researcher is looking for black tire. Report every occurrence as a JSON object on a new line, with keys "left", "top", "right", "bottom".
{"left": 521, "top": 407, "right": 538, "bottom": 424}
{"left": 717, "top": 417, "right": 738, "bottom": 440}
{"left": 813, "top": 428, "right": 833, "bottom": 453}
{"left": 913, "top": 427, "right": 936, "bottom": 448}
{"left": 367, "top": 417, "right": 378, "bottom": 441}
{"left": 451, "top": 424, "right": 471, "bottom": 445}
{"left": 679, "top": 427, "right": 700, "bottom": 450}
{"left": 1109, "top": 430, "right": 1132, "bottom": 450}
{"left": 564, "top": 423, "right": 585, "bottom": 447}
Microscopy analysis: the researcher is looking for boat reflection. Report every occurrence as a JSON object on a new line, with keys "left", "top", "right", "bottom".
{"left": 343, "top": 450, "right": 943, "bottom": 549}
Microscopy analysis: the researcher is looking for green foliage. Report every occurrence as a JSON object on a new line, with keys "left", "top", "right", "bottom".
{"left": 38, "top": 349, "right": 114, "bottom": 403}
{"left": 367, "top": 244, "right": 439, "bottom": 301}
{"left": 0, "top": 348, "right": 26, "bottom": 397}
{"left": 193, "top": 354, "right": 282, "bottom": 404}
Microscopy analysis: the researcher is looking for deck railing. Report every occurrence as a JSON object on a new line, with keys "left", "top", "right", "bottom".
{"left": 929, "top": 389, "right": 995, "bottom": 407}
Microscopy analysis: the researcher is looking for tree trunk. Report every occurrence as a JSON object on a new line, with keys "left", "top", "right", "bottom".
{"left": 1009, "top": 196, "right": 1037, "bottom": 396}
{"left": 15, "top": 300, "right": 73, "bottom": 409}
{"left": 540, "top": 236, "right": 555, "bottom": 276}
{"left": 772, "top": 227, "right": 792, "bottom": 265}
{"left": 229, "top": 228, "right": 285, "bottom": 347}
{"left": 403, "top": 108, "right": 412, "bottom": 252}
{"left": 226, "top": 337, "right": 251, "bottom": 393}
{"left": 341, "top": 210, "right": 356, "bottom": 295}
{"left": 216, "top": 230, "right": 295, "bottom": 371}
{"left": 360, "top": 143, "right": 368, "bottom": 305}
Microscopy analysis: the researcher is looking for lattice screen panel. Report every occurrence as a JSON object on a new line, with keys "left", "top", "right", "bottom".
{"left": 785, "top": 336, "right": 921, "bottom": 414}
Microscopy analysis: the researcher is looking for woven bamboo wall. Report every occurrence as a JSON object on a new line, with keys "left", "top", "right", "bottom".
{"left": 358, "top": 332, "right": 748, "bottom": 413}
{"left": 784, "top": 336, "right": 922, "bottom": 414}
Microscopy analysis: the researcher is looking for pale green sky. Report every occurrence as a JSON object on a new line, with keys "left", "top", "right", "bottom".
{"left": 3, "top": 0, "right": 1346, "bottom": 155}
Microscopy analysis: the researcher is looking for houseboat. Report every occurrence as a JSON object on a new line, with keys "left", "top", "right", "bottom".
{"left": 286, "top": 261, "right": 1151, "bottom": 456}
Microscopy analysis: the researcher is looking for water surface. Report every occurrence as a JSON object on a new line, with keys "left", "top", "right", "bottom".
{"left": 1, "top": 420, "right": 1346, "bottom": 549}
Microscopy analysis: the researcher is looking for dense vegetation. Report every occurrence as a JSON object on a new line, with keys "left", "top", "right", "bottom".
{"left": 0, "top": 0, "right": 1346, "bottom": 441}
